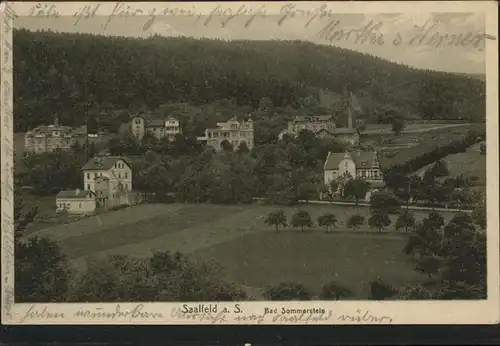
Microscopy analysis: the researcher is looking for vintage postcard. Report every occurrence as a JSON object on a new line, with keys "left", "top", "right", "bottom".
{"left": 1, "top": 1, "right": 499, "bottom": 325}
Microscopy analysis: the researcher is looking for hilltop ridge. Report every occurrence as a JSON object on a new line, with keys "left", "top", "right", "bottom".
{"left": 13, "top": 29, "right": 486, "bottom": 132}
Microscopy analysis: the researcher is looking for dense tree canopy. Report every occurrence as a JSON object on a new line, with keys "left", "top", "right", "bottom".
{"left": 14, "top": 29, "right": 485, "bottom": 132}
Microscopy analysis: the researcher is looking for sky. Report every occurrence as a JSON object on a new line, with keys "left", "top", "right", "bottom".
{"left": 13, "top": 2, "right": 495, "bottom": 75}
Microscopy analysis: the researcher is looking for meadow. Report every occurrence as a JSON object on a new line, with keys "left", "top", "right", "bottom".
{"left": 27, "top": 203, "right": 459, "bottom": 299}
{"left": 371, "top": 123, "right": 486, "bottom": 168}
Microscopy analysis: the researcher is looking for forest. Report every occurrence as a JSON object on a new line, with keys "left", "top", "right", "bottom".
{"left": 13, "top": 29, "right": 486, "bottom": 133}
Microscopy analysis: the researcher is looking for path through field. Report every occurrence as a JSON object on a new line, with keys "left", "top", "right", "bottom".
{"left": 363, "top": 123, "right": 473, "bottom": 135}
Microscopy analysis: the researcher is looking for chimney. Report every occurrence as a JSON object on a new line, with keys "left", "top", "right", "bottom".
{"left": 347, "top": 93, "right": 353, "bottom": 129}
{"left": 75, "top": 188, "right": 80, "bottom": 196}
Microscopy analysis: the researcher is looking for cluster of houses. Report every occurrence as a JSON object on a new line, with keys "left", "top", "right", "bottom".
{"left": 36, "top": 98, "right": 380, "bottom": 214}
{"left": 120, "top": 114, "right": 255, "bottom": 151}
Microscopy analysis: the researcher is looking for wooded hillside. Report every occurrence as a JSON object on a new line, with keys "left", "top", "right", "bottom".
{"left": 13, "top": 29, "right": 486, "bottom": 132}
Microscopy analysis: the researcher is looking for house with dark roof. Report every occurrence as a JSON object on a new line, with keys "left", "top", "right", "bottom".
{"left": 122, "top": 114, "right": 181, "bottom": 141}
{"left": 82, "top": 156, "right": 132, "bottom": 198}
{"left": 285, "top": 114, "right": 336, "bottom": 136}
{"left": 56, "top": 188, "right": 96, "bottom": 214}
{"left": 324, "top": 150, "right": 384, "bottom": 186}
{"left": 279, "top": 92, "right": 360, "bottom": 145}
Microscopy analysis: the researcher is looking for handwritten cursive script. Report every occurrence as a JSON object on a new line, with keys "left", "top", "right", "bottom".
{"left": 171, "top": 308, "right": 228, "bottom": 324}
{"left": 22, "top": 2, "right": 497, "bottom": 51}
{"left": 20, "top": 305, "right": 66, "bottom": 323}
{"left": 337, "top": 309, "right": 393, "bottom": 324}
{"left": 317, "top": 18, "right": 495, "bottom": 50}
{"left": 74, "top": 304, "right": 163, "bottom": 321}
{"left": 1, "top": 1, "right": 16, "bottom": 321}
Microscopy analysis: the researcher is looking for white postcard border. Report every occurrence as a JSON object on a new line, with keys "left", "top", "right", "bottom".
{"left": 1, "top": 1, "right": 499, "bottom": 325}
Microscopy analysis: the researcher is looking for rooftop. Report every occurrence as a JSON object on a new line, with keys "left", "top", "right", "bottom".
{"left": 293, "top": 115, "right": 334, "bottom": 122}
{"left": 82, "top": 156, "right": 131, "bottom": 171}
{"left": 324, "top": 150, "right": 380, "bottom": 170}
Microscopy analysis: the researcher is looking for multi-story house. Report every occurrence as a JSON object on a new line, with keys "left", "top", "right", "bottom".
{"left": 279, "top": 91, "right": 360, "bottom": 145}
{"left": 324, "top": 150, "right": 385, "bottom": 202}
{"left": 124, "top": 114, "right": 181, "bottom": 141}
{"left": 24, "top": 122, "right": 88, "bottom": 153}
{"left": 55, "top": 156, "right": 133, "bottom": 214}
{"left": 288, "top": 115, "right": 337, "bottom": 134}
{"left": 324, "top": 150, "right": 383, "bottom": 184}
{"left": 323, "top": 150, "right": 385, "bottom": 201}
{"left": 82, "top": 156, "right": 132, "bottom": 195}
{"left": 197, "top": 117, "right": 254, "bottom": 151}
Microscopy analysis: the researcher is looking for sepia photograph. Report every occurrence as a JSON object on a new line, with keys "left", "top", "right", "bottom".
{"left": 1, "top": 1, "right": 498, "bottom": 325}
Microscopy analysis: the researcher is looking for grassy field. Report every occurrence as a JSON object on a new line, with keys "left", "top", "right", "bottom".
{"left": 414, "top": 143, "right": 486, "bottom": 195}
{"left": 27, "top": 203, "right": 460, "bottom": 299}
{"left": 441, "top": 143, "right": 486, "bottom": 185}
{"left": 371, "top": 123, "right": 485, "bottom": 169}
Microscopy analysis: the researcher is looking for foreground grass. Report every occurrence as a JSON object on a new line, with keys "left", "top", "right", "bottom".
{"left": 23, "top": 203, "right": 458, "bottom": 298}
{"left": 193, "top": 231, "right": 421, "bottom": 299}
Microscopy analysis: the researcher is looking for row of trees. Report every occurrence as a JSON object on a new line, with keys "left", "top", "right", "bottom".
{"left": 263, "top": 205, "right": 487, "bottom": 301}
{"left": 383, "top": 129, "right": 484, "bottom": 178}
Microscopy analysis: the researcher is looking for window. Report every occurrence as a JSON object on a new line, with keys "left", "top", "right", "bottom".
{"left": 125, "top": 183, "right": 128, "bottom": 190}
{"left": 135, "top": 119, "right": 141, "bottom": 125}
{"left": 345, "top": 162, "right": 348, "bottom": 168}
{"left": 87, "top": 184, "right": 90, "bottom": 190}
{"left": 79, "top": 203, "right": 82, "bottom": 208}
{"left": 87, "top": 173, "right": 90, "bottom": 179}
{"left": 94, "top": 173, "right": 98, "bottom": 179}
{"left": 125, "top": 173, "right": 128, "bottom": 179}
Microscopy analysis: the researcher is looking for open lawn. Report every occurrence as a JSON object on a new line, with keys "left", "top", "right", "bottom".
{"left": 194, "top": 232, "right": 422, "bottom": 299}
{"left": 26, "top": 203, "right": 460, "bottom": 299}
